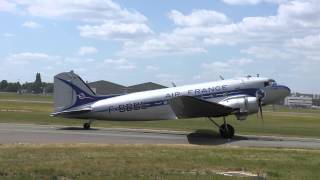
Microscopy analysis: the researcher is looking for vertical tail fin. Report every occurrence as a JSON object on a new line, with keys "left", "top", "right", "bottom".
{"left": 53, "top": 71, "right": 97, "bottom": 112}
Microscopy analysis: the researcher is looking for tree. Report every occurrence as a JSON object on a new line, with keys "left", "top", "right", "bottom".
{"left": 35, "top": 73, "right": 42, "bottom": 84}
{"left": 0, "top": 80, "right": 8, "bottom": 91}
{"left": 33, "top": 73, "right": 43, "bottom": 94}
{"left": 5, "top": 82, "right": 21, "bottom": 92}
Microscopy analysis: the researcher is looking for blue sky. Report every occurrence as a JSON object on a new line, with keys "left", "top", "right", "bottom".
{"left": 0, "top": 0, "right": 319, "bottom": 93}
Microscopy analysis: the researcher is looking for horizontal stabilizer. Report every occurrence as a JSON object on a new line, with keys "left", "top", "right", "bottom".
{"left": 169, "top": 96, "right": 233, "bottom": 118}
{"left": 51, "top": 107, "right": 92, "bottom": 117}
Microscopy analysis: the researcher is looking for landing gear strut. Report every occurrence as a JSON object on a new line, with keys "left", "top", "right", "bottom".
{"left": 83, "top": 120, "right": 93, "bottom": 130}
{"left": 208, "top": 117, "right": 235, "bottom": 139}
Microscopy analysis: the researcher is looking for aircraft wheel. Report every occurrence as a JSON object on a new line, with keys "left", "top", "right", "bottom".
{"left": 219, "top": 124, "right": 234, "bottom": 139}
{"left": 83, "top": 123, "right": 91, "bottom": 130}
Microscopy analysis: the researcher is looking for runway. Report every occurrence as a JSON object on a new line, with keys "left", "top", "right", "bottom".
{"left": 1, "top": 123, "right": 320, "bottom": 149}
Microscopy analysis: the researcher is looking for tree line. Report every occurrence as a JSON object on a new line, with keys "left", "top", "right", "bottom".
{"left": 0, "top": 73, "right": 53, "bottom": 94}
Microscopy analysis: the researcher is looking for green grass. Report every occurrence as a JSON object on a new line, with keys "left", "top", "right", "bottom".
{"left": 0, "top": 93, "right": 320, "bottom": 138}
{"left": 0, "top": 144, "right": 319, "bottom": 179}
{"left": 0, "top": 92, "right": 52, "bottom": 101}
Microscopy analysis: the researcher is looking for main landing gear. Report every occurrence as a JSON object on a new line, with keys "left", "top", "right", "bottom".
{"left": 208, "top": 117, "right": 235, "bottom": 139}
{"left": 83, "top": 120, "right": 93, "bottom": 130}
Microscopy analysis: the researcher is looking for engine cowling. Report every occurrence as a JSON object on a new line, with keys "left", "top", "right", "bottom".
{"left": 219, "top": 96, "right": 259, "bottom": 121}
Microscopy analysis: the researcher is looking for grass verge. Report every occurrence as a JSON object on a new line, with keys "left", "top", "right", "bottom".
{"left": 0, "top": 144, "right": 319, "bottom": 180}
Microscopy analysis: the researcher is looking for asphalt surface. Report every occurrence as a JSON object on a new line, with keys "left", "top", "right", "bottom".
{"left": 0, "top": 123, "right": 320, "bottom": 149}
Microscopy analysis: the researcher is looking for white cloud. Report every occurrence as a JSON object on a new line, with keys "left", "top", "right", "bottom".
{"left": 3, "top": 33, "right": 14, "bottom": 37}
{"left": 222, "top": 0, "right": 287, "bottom": 5}
{"left": 6, "top": 52, "right": 52, "bottom": 64}
{"left": 288, "top": 34, "right": 320, "bottom": 50}
{"left": 155, "top": 73, "right": 182, "bottom": 86}
{"left": 7, "top": 0, "right": 152, "bottom": 41}
{"left": 168, "top": 9, "right": 228, "bottom": 26}
{"left": 0, "top": 0, "right": 16, "bottom": 12}
{"left": 104, "top": 58, "right": 136, "bottom": 70}
{"left": 79, "top": 21, "right": 153, "bottom": 40}
{"left": 241, "top": 46, "right": 292, "bottom": 59}
{"left": 22, "top": 21, "right": 41, "bottom": 28}
{"left": 77, "top": 46, "right": 98, "bottom": 56}
{"left": 14, "top": 0, "right": 147, "bottom": 23}
{"left": 124, "top": 0, "right": 320, "bottom": 57}
{"left": 145, "top": 65, "right": 159, "bottom": 71}
{"left": 194, "top": 58, "right": 255, "bottom": 81}
{"left": 119, "top": 32, "right": 206, "bottom": 57}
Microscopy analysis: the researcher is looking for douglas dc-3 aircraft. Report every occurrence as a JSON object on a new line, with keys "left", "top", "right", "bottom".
{"left": 51, "top": 71, "right": 290, "bottom": 138}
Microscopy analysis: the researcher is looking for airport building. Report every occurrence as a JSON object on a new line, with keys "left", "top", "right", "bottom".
{"left": 88, "top": 81, "right": 126, "bottom": 95}
{"left": 88, "top": 81, "right": 167, "bottom": 95}
{"left": 126, "top": 82, "right": 167, "bottom": 93}
{"left": 284, "top": 96, "right": 313, "bottom": 108}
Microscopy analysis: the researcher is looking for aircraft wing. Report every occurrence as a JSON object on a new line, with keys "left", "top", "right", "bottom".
{"left": 168, "top": 96, "right": 233, "bottom": 118}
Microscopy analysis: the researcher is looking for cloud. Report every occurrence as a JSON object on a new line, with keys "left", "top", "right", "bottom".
{"left": 77, "top": 46, "right": 98, "bottom": 56}
{"left": 6, "top": 52, "right": 53, "bottom": 64}
{"left": 119, "top": 32, "right": 206, "bottom": 57}
{"left": 222, "top": 0, "right": 287, "bottom": 5}
{"left": 123, "top": 0, "right": 320, "bottom": 57}
{"left": 287, "top": 34, "right": 320, "bottom": 50}
{"left": 195, "top": 58, "right": 254, "bottom": 81}
{"left": 22, "top": 21, "right": 41, "bottom": 28}
{"left": 168, "top": 9, "right": 228, "bottom": 26}
{"left": 6, "top": 0, "right": 152, "bottom": 41}
{"left": 145, "top": 65, "right": 159, "bottom": 71}
{"left": 13, "top": 0, "right": 147, "bottom": 23}
{"left": 79, "top": 22, "right": 153, "bottom": 40}
{"left": 3, "top": 33, "right": 14, "bottom": 37}
{"left": 241, "top": 46, "right": 292, "bottom": 59}
{"left": 155, "top": 73, "right": 182, "bottom": 86}
{"left": 104, "top": 58, "right": 136, "bottom": 70}
{"left": 0, "top": 0, "right": 16, "bottom": 12}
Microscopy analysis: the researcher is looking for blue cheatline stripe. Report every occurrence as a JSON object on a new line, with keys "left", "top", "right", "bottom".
{"left": 57, "top": 78, "right": 121, "bottom": 111}
{"left": 93, "top": 88, "right": 259, "bottom": 113}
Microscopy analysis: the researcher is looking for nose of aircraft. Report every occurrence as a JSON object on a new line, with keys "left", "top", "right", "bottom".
{"left": 262, "top": 85, "right": 291, "bottom": 105}
{"left": 278, "top": 85, "right": 291, "bottom": 98}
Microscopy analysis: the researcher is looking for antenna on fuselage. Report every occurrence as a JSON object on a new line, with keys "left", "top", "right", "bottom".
{"left": 171, "top": 82, "right": 177, "bottom": 87}
{"left": 219, "top": 75, "right": 224, "bottom": 80}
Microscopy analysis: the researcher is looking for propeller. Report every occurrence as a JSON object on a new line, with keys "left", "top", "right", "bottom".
{"left": 256, "top": 89, "right": 265, "bottom": 122}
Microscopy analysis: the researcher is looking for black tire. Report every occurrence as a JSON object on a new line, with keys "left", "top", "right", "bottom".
{"left": 219, "top": 124, "right": 235, "bottom": 139}
{"left": 83, "top": 123, "right": 90, "bottom": 130}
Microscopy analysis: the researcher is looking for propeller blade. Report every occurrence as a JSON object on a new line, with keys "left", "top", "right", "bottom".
{"left": 259, "top": 102, "right": 263, "bottom": 121}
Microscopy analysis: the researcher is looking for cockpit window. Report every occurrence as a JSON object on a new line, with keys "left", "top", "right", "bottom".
{"left": 264, "top": 79, "right": 277, "bottom": 87}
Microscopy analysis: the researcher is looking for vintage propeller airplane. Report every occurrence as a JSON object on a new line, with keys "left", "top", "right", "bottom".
{"left": 51, "top": 71, "right": 290, "bottom": 138}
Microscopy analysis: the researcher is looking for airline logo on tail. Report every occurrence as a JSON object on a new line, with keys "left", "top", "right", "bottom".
{"left": 77, "top": 93, "right": 94, "bottom": 100}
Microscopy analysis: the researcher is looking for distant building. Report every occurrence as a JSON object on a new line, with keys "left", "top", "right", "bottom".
{"left": 127, "top": 82, "right": 167, "bottom": 93}
{"left": 284, "top": 96, "right": 313, "bottom": 108}
{"left": 313, "top": 98, "right": 320, "bottom": 106}
{"left": 88, "top": 80, "right": 126, "bottom": 95}
{"left": 88, "top": 81, "right": 167, "bottom": 95}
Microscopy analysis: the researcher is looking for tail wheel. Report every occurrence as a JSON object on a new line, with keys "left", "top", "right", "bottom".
{"left": 219, "top": 124, "right": 235, "bottom": 139}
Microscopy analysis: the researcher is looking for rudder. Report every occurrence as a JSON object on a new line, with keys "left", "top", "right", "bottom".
{"left": 53, "top": 71, "right": 97, "bottom": 112}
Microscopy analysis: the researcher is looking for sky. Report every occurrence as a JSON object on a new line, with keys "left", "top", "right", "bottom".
{"left": 0, "top": 0, "right": 319, "bottom": 93}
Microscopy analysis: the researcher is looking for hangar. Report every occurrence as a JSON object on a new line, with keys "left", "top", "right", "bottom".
{"left": 88, "top": 81, "right": 167, "bottom": 95}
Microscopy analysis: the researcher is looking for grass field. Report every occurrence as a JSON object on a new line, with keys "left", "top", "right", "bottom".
{"left": 0, "top": 93, "right": 319, "bottom": 138}
{"left": 0, "top": 93, "right": 320, "bottom": 179}
{"left": 0, "top": 144, "right": 319, "bottom": 179}
{"left": 0, "top": 92, "right": 52, "bottom": 101}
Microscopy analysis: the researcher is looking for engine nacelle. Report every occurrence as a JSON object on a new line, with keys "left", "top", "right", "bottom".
{"left": 220, "top": 96, "right": 259, "bottom": 121}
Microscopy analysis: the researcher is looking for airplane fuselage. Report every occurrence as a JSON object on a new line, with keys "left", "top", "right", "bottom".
{"left": 85, "top": 77, "right": 288, "bottom": 120}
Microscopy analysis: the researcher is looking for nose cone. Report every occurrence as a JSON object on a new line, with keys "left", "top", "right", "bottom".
{"left": 278, "top": 85, "right": 291, "bottom": 98}
{"left": 262, "top": 85, "right": 291, "bottom": 105}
